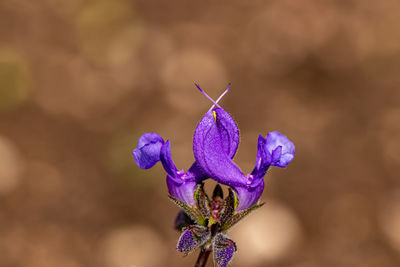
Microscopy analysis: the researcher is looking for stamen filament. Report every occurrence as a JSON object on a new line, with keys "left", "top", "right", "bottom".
{"left": 194, "top": 83, "right": 222, "bottom": 108}
{"left": 209, "top": 83, "right": 230, "bottom": 111}
{"left": 194, "top": 83, "right": 231, "bottom": 112}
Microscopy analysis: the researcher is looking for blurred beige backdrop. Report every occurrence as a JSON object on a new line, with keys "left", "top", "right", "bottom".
{"left": 1, "top": 0, "right": 400, "bottom": 266}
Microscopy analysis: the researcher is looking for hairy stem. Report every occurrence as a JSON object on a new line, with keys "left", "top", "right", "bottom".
{"left": 195, "top": 248, "right": 211, "bottom": 267}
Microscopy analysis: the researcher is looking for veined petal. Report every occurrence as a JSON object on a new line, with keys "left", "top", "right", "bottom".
{"left": 233, "top": 179, "right": 264, "bottom": 211}
{"left": 266, "top": 131, "right": 295, "bottom": 168}
{"left": 213, "top": 108, "right": 240, "bottom": 158}
{"left": 193, "top": 108, "right": 247, "bottom": 186}
{"left": 133, "top": 133, "right": 164, "bottom": 169}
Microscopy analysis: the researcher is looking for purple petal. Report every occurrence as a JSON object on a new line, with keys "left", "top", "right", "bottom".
{"left": 265, "top": 131, "right": 295, "bottom": 168}
{"left": 193, "top": 108, "right": 247, "bottom": 187}
{"left": 187, "top": 162, "right": 207, "bottom": 183}
{"left": 160, "top": 140, "right": 179, "bottom": 177}
{"left": 177, "top": 226, "right": 210, "bottom": 253}
{"left": 137, "top": 132, "right": 164, "bottom": 148}
{"left": 133, "top": 133, "right": 164, "bottom": 169}
{"left": 213, "top": 108, "right": 240, "bottom": 158}
{"left": 167, "top": 174, "right": 197, "bottom": 206}
{"left": 161, "top": 141, "right": 204, "bottom": 206}
{"left": 213, "top": 234, "right": 236, "bottom": 267}
{"left": 250, "top": 135, "right": 271, "bottom": 180}
{"left": 233, "top": 179, "right": 264, "bottom": 210}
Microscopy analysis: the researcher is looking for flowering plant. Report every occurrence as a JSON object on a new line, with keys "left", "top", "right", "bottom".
{"left": 133, "top": 84, "right": 295, "bottom": 267}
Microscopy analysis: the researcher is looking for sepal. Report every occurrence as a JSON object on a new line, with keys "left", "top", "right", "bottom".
{"left": 194, "top": 183, "right": 211, "bottom": 218}
{"left": 220, "top": 188, "right": 237, "bottom": 226}
{"left": 168, "top": 195, "right": 207, "bottom": 226}
{"left": 213, "top": 234, "right": 237, "bottom": 267}
{"left": 177, "top": 225, "right": 210, "bottom": 254}
{"left": 212, "top": 184, "right": 224, "bottom": 200}
{"left": 221, "top": 202, "right": 264, "bottom": 231}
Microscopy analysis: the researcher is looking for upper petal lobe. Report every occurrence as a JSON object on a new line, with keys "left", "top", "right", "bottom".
{"left": 133, "top": 133, "right": 164, "bottom": 169}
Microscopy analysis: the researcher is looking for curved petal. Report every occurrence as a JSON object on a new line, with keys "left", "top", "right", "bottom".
{"left": 160, "top": 140, "right": 179, "bottom": 178}
{"left": 186, "top": 162, "right": 207, "bottom": 183}
{"left": 213, "top": 108, "right": 240, "bottom": 158}
{"left": 250, "top": 135, "right": 271, "bottom": 180}
{"left": 138, "top": 132, "right": 164, "bottom": 148}
{"left": 265, "top": 131, "right": 295, "bottom": 168}
{"left": 161, "top": 141, "right": 204, "bottom": 206}
{"left": 233, "top": 179, "right": 264, "bottom": 210}
{"left": 193, "top": 108, "right": 247, "bottom": 186}
{"left": 167, "top": 175, "right": 198, "bottom": 206}
{"left": 133, "top": 133, "right": 164, "bottom": 169}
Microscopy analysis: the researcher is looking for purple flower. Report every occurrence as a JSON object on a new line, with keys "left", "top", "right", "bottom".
{"left": 133, "top": 85, "right": 295, "bottom": 210}
{"left": 133, "top": 84, "right": 295, "bottom": 266}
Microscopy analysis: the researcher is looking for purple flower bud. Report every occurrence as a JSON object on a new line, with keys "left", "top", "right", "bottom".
{"left": 174, "top": 210, "right": 195, "bottom": 231}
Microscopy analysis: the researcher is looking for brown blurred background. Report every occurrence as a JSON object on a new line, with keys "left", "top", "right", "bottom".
{"left": 1, "top": 0, "right": 400, "bottom": 266}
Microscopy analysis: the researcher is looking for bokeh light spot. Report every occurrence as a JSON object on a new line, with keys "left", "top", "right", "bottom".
{"left": 0, "top": 47, "right": 31, "bottom": 112}
{"left": 101, "top": 225, "right": 167, "bottom": 267}
{"left": 0, "top": 136, "right": 23, "bottom": 194}
{"left": 230, "top": 201, "right": 302, "bottom": 265}
{"left": 76, "top": 0, "right": 143, "bottom": 67}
